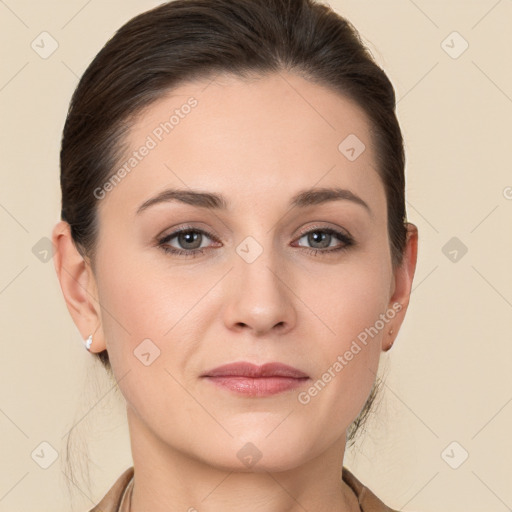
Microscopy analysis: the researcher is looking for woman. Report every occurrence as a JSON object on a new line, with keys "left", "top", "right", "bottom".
{"left": 52, "top": 0, "right": 418, "bottom": 510}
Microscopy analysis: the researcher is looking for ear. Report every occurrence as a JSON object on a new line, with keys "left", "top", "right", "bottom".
{"left": 382, "top": 222, "right": 419, "bottom": 351}
{"left": 51, "top": 221, "right": 106, "bottom": 353}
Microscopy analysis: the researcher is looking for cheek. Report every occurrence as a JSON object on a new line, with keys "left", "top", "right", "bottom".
{"left": 95, "top": 243, "right": 216, "bottom": 382}
{"left": 309, "top": 251, "right": 392, "bottom": 345}
{"left": 94, "top": 243, "right": 171, "bottom": 362}
{"left": 94, "top": 259, "right": 196, "bottom": 422}
{"left": 301, "top": 254, "right": 391, "bottom": 412}
{"left": 95, "top": 230, "right": 177, "bottom": 332}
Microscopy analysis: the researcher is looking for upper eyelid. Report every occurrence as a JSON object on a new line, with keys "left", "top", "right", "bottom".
{"left": 296, "top": 223, "right": 350, "bottom": 237}
{"left": 160, "top": 226, "right": 219, "bottom": 244}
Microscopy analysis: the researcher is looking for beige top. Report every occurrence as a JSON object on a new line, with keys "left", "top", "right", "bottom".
{"left": 88, "top": 466, "right": 399, "bottom": 512}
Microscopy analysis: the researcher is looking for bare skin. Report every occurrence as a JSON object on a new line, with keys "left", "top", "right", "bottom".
{"left": 53, "top": 70, "right": 418, "bottom": 512}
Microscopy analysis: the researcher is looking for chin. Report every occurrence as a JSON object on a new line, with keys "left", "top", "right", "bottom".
{"left": 195, "top": 433, "right": 314, "bottom": 473}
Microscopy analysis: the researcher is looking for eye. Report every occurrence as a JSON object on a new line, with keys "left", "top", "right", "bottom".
{"left": 293, "top": 226, "right": 354, "bottom": 255}
{"left": 157, "top": 226, "right": 219, "bottom": 258}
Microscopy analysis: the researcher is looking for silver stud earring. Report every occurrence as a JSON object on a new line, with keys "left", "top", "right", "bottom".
{"left": 85, "top": 334, "right": 93, "bottom": 351}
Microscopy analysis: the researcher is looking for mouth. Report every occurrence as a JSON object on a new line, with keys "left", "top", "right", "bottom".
{"left": 201, "top": 361, "right": 310, "bottom": 397}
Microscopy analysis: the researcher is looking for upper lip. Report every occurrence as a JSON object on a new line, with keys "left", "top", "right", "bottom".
{"left": 201, "top": 362, "right": 309, "bottom": 379}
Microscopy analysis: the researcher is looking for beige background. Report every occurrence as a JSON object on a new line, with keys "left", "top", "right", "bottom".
{"left": 1, "top": 1, "right": 511, "bottom": 511}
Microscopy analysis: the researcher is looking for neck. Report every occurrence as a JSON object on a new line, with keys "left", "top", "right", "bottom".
{"left": 126, "top": 406, "right": 360, "bottom": 512}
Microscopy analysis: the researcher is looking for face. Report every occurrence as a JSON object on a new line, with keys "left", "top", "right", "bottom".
{"left": 77, "top": 71, "right": 414, "bottom": 471}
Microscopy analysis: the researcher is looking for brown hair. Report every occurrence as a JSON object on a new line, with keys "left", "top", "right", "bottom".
{"left": 60, "top": 0, "right": 407, "bottom": 446}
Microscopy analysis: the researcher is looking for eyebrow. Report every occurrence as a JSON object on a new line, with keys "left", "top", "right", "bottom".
{"left": 136, "top": 186, "right": 372, "bottom": 217}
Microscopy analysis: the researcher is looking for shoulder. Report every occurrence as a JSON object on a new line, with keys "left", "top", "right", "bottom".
{"left": 88, "top": 466, "right": 134, "bottom": 512}
{"left": 342, "top": 466, "right": 400, "bottom": 512}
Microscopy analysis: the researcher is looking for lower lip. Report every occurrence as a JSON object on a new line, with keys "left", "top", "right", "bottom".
{"left": 203, "top": 376, "right": 310, "bottom": 397}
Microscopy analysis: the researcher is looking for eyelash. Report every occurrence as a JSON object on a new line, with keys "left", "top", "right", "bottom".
{"left": 157, "top": 225, "right": 354, "bottom": 259}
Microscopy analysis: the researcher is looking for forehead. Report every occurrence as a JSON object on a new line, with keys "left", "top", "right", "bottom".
{"left": 97, "top": 70, "right": 385, "bottom": 220}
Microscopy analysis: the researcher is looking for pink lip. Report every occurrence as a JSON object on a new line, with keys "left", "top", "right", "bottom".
{"left": 201, "top": 362, "right": 310, "bottom": 397}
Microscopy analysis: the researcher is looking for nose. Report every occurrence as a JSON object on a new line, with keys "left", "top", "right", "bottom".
{"left": 222, "top": 247, "right": 297, "bottom": 337}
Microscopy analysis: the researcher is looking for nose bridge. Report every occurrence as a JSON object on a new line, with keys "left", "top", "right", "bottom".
{"left": 235, "top": 231, "right": 284, "bottom": 298}
{"left": 224, "top": 229, "right": 295, "bottom": 333}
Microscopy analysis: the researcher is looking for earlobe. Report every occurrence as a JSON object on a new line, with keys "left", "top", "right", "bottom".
{"left": 382, "top": 222, "right": 419, "bottom": 352}
{"left": 51, "top": 221, "right": 107, "bottom": 353}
